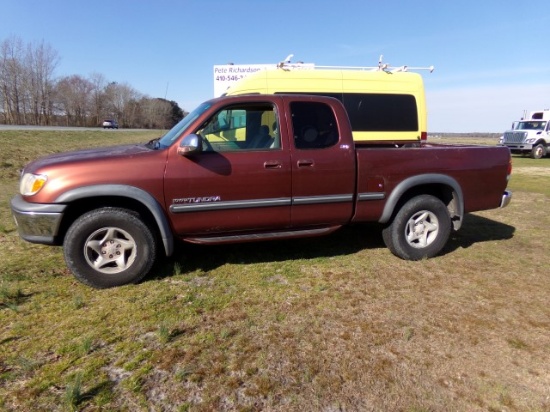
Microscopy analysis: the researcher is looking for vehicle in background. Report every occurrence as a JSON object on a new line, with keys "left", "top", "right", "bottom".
{"left": 102, "top": 119, "right": 119, "bottom": 129}
{"left": 499, "top": 109, "right": 550, "bottom": 159}
{"left": 223, "top": 58, "right": 434, "bottom": 145}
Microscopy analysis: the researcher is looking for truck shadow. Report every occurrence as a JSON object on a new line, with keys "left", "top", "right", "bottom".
{"left": 150, "top": 224, "right": 384, "bottom": 281}
{"left": 150, "top": 214, "right": 515, "bottom": 281}
{"left": 442, "top": 213, "right": 515, "bottom": 255}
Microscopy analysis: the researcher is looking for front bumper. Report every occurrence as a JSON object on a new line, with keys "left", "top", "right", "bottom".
{"left": 500, "top": 190, "right": 512, "bottom": 208}
{"left": 10, "top": 195, "right": 66, "bottom": 244}
{"left": 500, "top": 143, "right": 533, "bottom": 151}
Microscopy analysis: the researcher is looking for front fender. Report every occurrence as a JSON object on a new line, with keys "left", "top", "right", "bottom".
{"left": 55, "top": 185, "right": 174, "bottom": 256}
{"left": 379, "top": 174, "right": 464, "bottom": 230}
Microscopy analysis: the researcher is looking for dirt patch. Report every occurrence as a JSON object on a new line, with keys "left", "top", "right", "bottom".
{"left": 512, "top": 167, "right": 550, "bottom": 177}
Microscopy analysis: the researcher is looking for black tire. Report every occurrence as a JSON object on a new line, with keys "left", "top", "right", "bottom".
{"left": 530, "top": 143, "right": 546, "bottom": 159}
{"left": 382, "top": 195, "right": 451, "bottom": 261}
{"left": 64, "top": 208, "right": 157, "bottom": 288}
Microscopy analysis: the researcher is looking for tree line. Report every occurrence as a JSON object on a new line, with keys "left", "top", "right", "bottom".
{"left": 0, "top": 36, "right": 185, "bottom": 129}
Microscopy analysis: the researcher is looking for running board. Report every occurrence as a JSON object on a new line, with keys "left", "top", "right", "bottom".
{"left": 183, "top": 225, "right": 342, "bottom": 245}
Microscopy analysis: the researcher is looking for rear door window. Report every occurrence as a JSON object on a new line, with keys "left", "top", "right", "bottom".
{"left": 290, "top": 101, "right": 339, "bottom": 149}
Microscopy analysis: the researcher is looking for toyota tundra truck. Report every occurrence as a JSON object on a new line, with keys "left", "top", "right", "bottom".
{"left": 11, "top": 94, "right": 513, "bottom": 288}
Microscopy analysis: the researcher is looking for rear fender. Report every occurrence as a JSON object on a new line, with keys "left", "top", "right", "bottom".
{"left": 379, "top": 174, "right": 464, "bottom": 231}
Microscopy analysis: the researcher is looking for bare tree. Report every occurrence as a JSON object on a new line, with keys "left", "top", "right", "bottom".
{"left": 104, "top": 82, "right": 141, "bottom": 127}
{"left": 89, "top": 72, "right": 107, "bottom": 126}
{"left": 140, "top": 97, "right": 173, "bottom": 129}
{"left": 24, "top": 40, "right": 59, "bottom": 125}
{"left": 0, "top": 36, "right": 26, "bottom": 124}
{"left": 1, "top": 36, "right": 186, "bottom": 128}
{"left": 56, "top": 75, "right": 94, "bottom": 126}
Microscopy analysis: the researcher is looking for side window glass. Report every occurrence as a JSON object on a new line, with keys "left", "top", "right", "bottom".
{"left": 196, "top": 103, "right": 280, "bottom": 152}
{"left": 290, "top": 102, "right": 339, "bottom": 149}
{"left": 343, "top": 93, "right": 418, "bottom": 132}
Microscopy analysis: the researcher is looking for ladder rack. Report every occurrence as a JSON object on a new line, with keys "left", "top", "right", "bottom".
{"left": 276, "top": 54, "right": 434, "bottom": 73}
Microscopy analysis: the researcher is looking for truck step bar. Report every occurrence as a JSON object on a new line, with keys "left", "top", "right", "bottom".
{"left": 182, "top": 225, "right": 342, "bottom": 245}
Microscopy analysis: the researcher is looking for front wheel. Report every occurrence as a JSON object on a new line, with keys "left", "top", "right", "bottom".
{"left": 530, "top": 143, "right": 546, "bottom": 159}
{"left": 64, "top": 208, "right": 157, "bottom": 288}
{"left": 382, "top": 195, "right": 451, "bottom": 261}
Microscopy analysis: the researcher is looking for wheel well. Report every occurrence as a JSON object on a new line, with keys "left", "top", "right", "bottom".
{"left": 56, "top": 196, "right": 162, "bottom": 247}
{"left": 389, "top": 183, "right": 461, "bottom": 230}
{"left": 534, "top": 140, "right": 549, "bottom": 151}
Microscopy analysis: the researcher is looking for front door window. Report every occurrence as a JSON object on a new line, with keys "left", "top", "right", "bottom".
{"left": 197, "top": 103, "right": 280, "bottom": 152}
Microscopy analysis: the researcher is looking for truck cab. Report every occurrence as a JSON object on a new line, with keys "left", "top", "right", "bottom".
{"left": 499, "top": 109, "right": 550, "bottom": 159}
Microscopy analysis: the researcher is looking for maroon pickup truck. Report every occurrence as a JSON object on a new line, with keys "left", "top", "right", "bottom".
{"left": 11, "top": 94, "right": 512, "bottom": 288}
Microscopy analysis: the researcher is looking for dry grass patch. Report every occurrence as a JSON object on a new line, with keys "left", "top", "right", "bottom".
{"left": 512, "top": 167, "right": 550, "bottom": 177}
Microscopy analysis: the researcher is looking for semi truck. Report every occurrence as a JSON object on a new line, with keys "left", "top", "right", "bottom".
{"left": 499, "top": 109, "right": 550, "bottom": 159}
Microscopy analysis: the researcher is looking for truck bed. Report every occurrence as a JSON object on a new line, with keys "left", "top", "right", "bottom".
{"left": 352, "top": 143, "right": 511, "bottom": 223}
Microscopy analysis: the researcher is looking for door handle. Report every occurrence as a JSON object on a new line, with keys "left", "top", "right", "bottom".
{"left": 297, "top": 159, "right": 314, "bottom": 167}
{"left": 264, "top": 160, "right": 282, "bottom": 169}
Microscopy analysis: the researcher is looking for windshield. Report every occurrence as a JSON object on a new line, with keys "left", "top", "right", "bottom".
{"left": 516, "top": 121, "right": 547, "bottom": 131}
{"left": 158, "top": 102, "right": 212, "bottom": 147}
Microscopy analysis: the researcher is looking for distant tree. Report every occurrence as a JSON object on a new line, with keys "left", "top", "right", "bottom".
{"left": 1, "top": 36, "right": 189, "bottom": 128}
{"left": 24, "top": 40, "right": 59, "bottom": 125}
{"left": 0, "top": 36, "right": 26, "bottom": 124}
{"left": 168, "top": 100, "right": 185, "bottom": 126}
{"left": 56, "top": 75, "right": 94, "bottom": 126}
{"left": 139, "top": 97, "right": 172, "bottom": 129}
{"left": 140, "top": 98, "right": 185, "bottom": 129}
{"left": 104, "top": 82, "right": 141, "bottom": 127}
{"left": 89, "top": 72, "right": 108, "bottom": 126}
{"left": 0, "top": 36, "right": 59, "bottom": 125}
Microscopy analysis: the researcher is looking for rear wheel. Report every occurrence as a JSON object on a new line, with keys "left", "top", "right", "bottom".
{"left": 382, "top": 195, "right": 451, "bottom": 260}
{"left": 64, "top": 208, "right": 157, "bottom": 288}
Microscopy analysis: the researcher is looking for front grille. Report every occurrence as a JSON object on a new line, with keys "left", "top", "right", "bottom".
{"left": 503, "top": 131, "right": 527, "bottom": 144}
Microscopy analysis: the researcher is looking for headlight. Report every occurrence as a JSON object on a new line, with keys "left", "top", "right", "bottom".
{"left": 525, "top": 138, "right": 536, "bottom": 144}
{"left": 20, "top": 173, "right": 48, "bottom": 195}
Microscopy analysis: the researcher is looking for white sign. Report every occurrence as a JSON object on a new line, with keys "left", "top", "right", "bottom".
{"left": 213, "top": 64, "right": 276, "bottom": 97}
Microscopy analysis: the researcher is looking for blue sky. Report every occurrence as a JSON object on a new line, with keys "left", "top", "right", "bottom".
{"left": 2, "top": 0, "right": 550, "bottom": 132}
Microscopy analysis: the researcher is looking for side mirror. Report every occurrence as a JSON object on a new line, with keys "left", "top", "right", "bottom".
{"left": 177, "top": 134, "right": 203, "bottom": 156}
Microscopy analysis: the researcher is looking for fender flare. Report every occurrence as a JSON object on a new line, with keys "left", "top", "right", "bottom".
{"left": 55, "top": 185, "right": 174, "bottom": 256}
{"left": 379, "top": 174, "right": 464, "bottom": 230}
{"left": 533, "top": 139, "right": 548, "bottom": 149}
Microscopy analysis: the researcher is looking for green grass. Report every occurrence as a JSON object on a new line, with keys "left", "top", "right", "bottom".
{"left": 0, "top": 131, "right": 549, "bottom": 411}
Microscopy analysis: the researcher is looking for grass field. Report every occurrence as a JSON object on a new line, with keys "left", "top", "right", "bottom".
{"left": 1, "top": 131, "right": 549, "bottom": 411}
